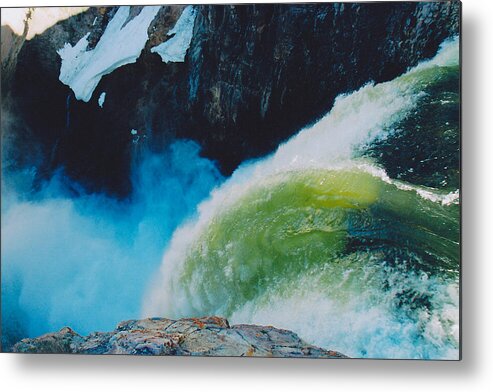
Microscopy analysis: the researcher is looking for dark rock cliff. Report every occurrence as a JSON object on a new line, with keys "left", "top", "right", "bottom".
{"left": 2, "top": 2, "right": 460, "bottom": 197}
{"left": 186, "top": 2, "right": 460, "bottom": 175}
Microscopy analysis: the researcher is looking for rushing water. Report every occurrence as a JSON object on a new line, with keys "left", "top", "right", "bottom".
{"left": 143, "top": 37, "right": 460, "bottom": 359}
{"left": 1, "top": 35, "right": 459, "bottom": 358}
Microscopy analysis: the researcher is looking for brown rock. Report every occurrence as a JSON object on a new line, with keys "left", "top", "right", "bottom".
{"left": 13, "top": 316, "right": 348, "bottom": 358}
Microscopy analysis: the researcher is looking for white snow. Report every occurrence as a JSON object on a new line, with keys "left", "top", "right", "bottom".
{"left": 98, "top": 92, "right": 106, "bottom": 108}
{"left": 150, "top": 6, "right": 197, "bottom": 63}
{"left": 57, "top": 6, "right": 161, "bottom": 102}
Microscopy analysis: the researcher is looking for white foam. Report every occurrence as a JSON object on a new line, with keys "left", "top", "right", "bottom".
{"left": 357, "top": 162, "right": 460, "bottom": 206}
{"left": 228, "top": 256, "right": 459, "bottom": 359}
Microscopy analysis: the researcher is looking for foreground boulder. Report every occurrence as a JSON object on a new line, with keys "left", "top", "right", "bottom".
{"left": 13, "top": 316, "right": 347, "bottom": 358}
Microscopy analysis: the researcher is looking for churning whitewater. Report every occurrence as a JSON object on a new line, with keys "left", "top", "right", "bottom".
{"left": 143, "top": 37, "right": 460, "bottom": 359}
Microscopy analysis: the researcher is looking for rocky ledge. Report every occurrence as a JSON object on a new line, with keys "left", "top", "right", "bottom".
{"left": 13, "top": 316, "right": 347, "bottom": 358}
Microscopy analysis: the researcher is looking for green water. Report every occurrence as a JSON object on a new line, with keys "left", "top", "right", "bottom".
{"left": 178, "top": 168, "right": 459, "bottom": 317}
{"left": 146, "top": 38, "right": 460, "bottom": 359}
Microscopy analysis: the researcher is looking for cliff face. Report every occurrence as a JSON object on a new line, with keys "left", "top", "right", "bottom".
{"left": 2, "top": 6, "right": 188, "bottom": 195}
{"left": 13, "top": 316, "right": 348, "bottom": 358}
{"left": 186, "top": 2, "right": 460, "bottom": 173}
{"left": 2, "top": 2, "right": 460, "bottom": 197}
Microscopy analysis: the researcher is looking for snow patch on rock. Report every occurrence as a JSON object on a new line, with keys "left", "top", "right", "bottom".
{"left": 150, "top": 6, "right": 197, "bottom": 63}
{"left": 98, "top": 92, "right": 106, "bottom": 108}
{"left": 57, "top": 6, "right": 161, "bottom": 102}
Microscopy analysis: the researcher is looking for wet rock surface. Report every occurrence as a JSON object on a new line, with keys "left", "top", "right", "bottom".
{"left": 13, "top": 316, "right": 348, "bottom": 358}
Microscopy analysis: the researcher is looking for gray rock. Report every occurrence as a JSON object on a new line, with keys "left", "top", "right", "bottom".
{"left": 13, "top": 316, "right": 348, "bottom": 358}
